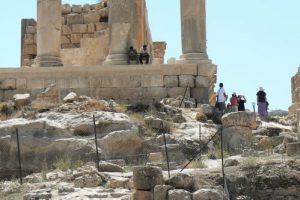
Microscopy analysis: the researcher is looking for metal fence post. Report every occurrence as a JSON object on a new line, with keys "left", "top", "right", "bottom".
{"left": 16, "top": 128, "right": 23, "bottom": 184}
{"left": 93, "top": 115, "right": 100, "bottom": 171}
{"left": 162, "top": 132, "right": 170, "bottom": 181}
{"left": 180, "top": 86, "right": 189, "bottom": 107}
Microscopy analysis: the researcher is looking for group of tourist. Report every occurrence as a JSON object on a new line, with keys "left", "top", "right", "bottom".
{"left": 216, "top": 83, "right": 268, "bottom": 117}
{"left": 127, "top": 45, "right": 150, "bottom": 64}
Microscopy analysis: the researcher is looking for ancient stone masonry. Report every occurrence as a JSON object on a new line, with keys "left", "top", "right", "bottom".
{"left": 289, "top": 67, "right": 300, "bottom": 114}
{"left": 153, "top": 42, "right": 167, "bottom": 64}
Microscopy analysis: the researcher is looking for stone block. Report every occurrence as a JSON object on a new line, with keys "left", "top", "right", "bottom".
{"left": 26, "top": 26, "right": 36, "bottom": 34}
{"left": 96, "top": 88, "right": 119, "bottom": 99}
{"left": 180, "top": 64, "right": 198, "bottom": 75}
{"left": 286, "top": 142, "right": 300, "bottom": 156}
{"left": 61, "top": 16, "right": 66, "bottom": 25}
{"left": 82, "top": 34, "right": 94, "bottom": 38}
{"left": 16, "top": 79, "right": 27, "bottom": 90}
{"left": 77, "top": 77, "right": 90, "bottom": 88}
{"left": 167, "top": 87, "right": 190, "bottom": 98}
{"left": 67, "top": 14, "right": 84, "bottom": 25}
{"left": 70, "top": 34, "right": 82, "bottom": 44}
{"left": 148, "top": 152, "right": 163, "bottom": 162}
{"left": 222, "top": 112, "right": 257, "bottom": 129}
{"left": 111, "top": 76, "right": 141, "bottom": 88}
{"left": 84, "top": 13, "right": 100, "bottom": 24}
{"left": 164, "top": 76, "right": 178, "bottom": 87}
{"left": 193, "top": 189, "right": 223, "bottom": 200}
{"left": 0, "top": 79, "right": 16, "bottom": 90}
{"left": 223, "top": 126, "right": 252, "bottom": 151}
{"left": 95, "top": 22, "right": 108, "bottom": 31}
{"left": 134, "top": 190, "right": 153, "bottom": 200}
{"left": 23, "top": 44, "right": 37, "bottom": 55}
{"left": 197, "top": 63, "right": 217, "bottom": 77}
{"left": 168, "top": 189, "right": 192, "bottom": 200}
{"left": 142, "top": 75, "right": 163, "bottom": 87}
{"left": 72, "top": 5, "right": 82, "bottom": 13}
{"left": 62, "top": 25, "right": 72, "bottom": 35}
{"left": 154, "top": 185, "right": 175, "bottom": 200}
{"left": 62, "top": 4, "right": 72, "bottom": 14}
{"left": 72, "top": 24, "right": 87, "bottom": 33}
{"left": 160, "top": 64, "right": 181, "bottom": 75}
{"left": 4, "top": 90, "right": 31, "bottom": 101}
{"left": 143, "top": 87, "right": 167, "bottom": 98}
{"left": 195, "top": 76, "right": 209, "bottom": 87}
{"left": 118, "top": 88, "right": 143, "bottom": 99}
{"left": 191, "top": 88, "right": 209, "bottom": 104}
{"left": 133, "top": 166, "right": 164, "bottom": 190}
{"left": 61, "top": 36, "right": 70, "bottom": 44}
{"left": 98, "top": 7, "right": 109, "bottom": 17}
{"left": 82, "top": 4, "right": 91, "bottom": 13}
{"left": 87, "top": 23, "right": 95, "bottom": 33}
{"left": 109, "top": 177, "right": 131, "bottom": 189}
{"left": 27, "top": 79, "right": 45, "bottom": 89}
{"left": 24, "top": 34, "right": 34, "bottom": 45}
{"left": 179, "top": 75, "right": 195, "bottom": 87}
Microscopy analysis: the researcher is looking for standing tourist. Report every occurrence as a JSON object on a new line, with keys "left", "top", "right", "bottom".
{"left": 230, "top": 92, "right": 239, "bottom": 112}
{"left": 238, "top": 95, "right": 247, "bottom": 111}
{"left": 256, "top": 87, "right": 268, "bottom": 117}
{"left": 216, "top": 83, "right": 228, "bottom": 114}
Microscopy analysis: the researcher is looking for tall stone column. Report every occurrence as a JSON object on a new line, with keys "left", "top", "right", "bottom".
{"left": 33, "top": 0, "right": 63, "bottom": 67}
{"left": 179, "top": 0, "right": 210, "bottom": 63}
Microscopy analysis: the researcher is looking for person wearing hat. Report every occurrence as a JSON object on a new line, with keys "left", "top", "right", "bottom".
{"left": 230, "top": 92, "right": 239, "bottom": 112}
{"left": 256, "top": 87, "right": 267, "bottom": 117}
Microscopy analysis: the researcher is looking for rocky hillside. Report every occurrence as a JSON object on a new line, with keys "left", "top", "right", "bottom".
{"left": 0, "top": 91, "right": 299, "bottom": 200}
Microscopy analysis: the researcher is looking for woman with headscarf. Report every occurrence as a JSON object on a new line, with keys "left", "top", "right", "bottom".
{"left": 256, "top": 87, "right": 267, "bottom": 117}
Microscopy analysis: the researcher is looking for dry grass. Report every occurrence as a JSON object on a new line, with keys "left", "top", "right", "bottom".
{"left": 185, "top": 159, "right": 207, "bottom": 169}
{"left": 240, "top": 157, "right": 259, "bottom": 170}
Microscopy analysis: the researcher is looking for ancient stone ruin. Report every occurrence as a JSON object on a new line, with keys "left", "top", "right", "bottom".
{"left": 0, "top": 0, "right": 217, "bottom": 106}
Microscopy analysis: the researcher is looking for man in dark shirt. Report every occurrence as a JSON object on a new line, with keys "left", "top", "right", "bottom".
{"left": 127, "top": 46, "right": 139, "bottom": 64}
{"left": 256, "top": 87, "right": 267, "bottom": 117}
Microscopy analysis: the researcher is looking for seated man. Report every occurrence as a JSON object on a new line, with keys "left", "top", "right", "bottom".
{"left": 139, "top": 44, "right": 150, "bottom": 64}
{"left": 127, "top": 46, "right": 139, "bottom": 64}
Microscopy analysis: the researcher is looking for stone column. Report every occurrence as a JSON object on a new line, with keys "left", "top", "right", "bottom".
{"left": 152, "top": 41, "right": 167, "bottom": 64}
{"left": 33, "top": 0, "right": 63, "bottom": 67}
{"left": 179, "top": 0, "right": 210, "bottom": 63}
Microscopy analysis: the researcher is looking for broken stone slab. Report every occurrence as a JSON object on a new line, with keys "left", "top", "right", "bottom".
{"left": 63, "top": 92, "right": 78, "bottom": 103}
{"left": 98, "top": 161, "right": 125, "bottom": 172}
{"left": 133, "top": 166, "right": 164, "bottom": 190}
{"left": 13, "top": 93, "right": 30, "bottom": 107}
{"left": 222, "top": 112, "right": 257, "bottom": 129}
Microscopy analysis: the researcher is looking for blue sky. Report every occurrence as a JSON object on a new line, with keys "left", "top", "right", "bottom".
{"left": 0, "top": 0, "right": 299, "bottom": 111}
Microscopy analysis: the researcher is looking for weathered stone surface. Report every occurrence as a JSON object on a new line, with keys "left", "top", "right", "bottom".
{"left": 196, "top": 76, "right": 209, "bottom": 87}
{"left": 84, "top": 13, "right": 100, "bottom": 24}
{"left": 286, "top": 142, "right": 300, "bottom": 156}
{"left": 193, "top": 189, "right": 224, "bottom": 200}
{"left": 133, "top": 166, "right": 164, "bottom": 190}
{"left": 24, "top": 189, "right": 52, "bottom": 200}
{"left": 62, "top": 25, "right": 72, "bottom": 35}
{"left": 154, "top": 185, "right": 174, "bottom": 200}
{"left": 179, "top": 75, "right": 195, "bottom": 87}
{"left": 71, "top": 33, "right": 82, "bottom": 43}
{"left": 74, "top": 173, "right": 103, "bottom": 188}
{"left": 98, "top": 161, "right": 125, "bottom": 172}
{"left": 168, "top": 173, "right": 195, "bottom": 191}
{"left": 26, "top": 26, "right": 36, "bottom": 34}
{"left": 161, "top": 144, "right": 186, "bottom": 163}
{"left": 168, "top": 189, "right": 192, "bottom": 200}
{"left": 222, "top": 126, "right": 252, "bottom": 151}
{"left": 164, "top": 76, "right": 178, "bottom": 87}
{"left": 198, "top": 104, "right": 213, "bottom": 117}
{"left": 0, "top": 79, "right": 16, "bottom": 90}
{"left": 63, "top": 92, "right": 77, "bottom": 102}
{"left": 222, "top": 112, "right": 257, "bottom": 129}
{"left": 148, "top": 152, "right": 163, "bottom": 162}
{"left": 197, "top": 64, "right": 217, "bottom": 77}
{"left": 110, "top": 176, "right": 131, "bottom": 189}
{"left": 24, "top": 34, "right": 34, "bottom": 44}
{"left": 134, "top": 190, "right": 153, "bottom": 200}
{"left": 62, "top": 4, "right": 72, "bottom": 14}
{"left": 87, "top": 23, "right": 96, "bottom": 33}
{"left": 72, "top": 24, "right": 87, "bottom": 33}
{"left": 72, "top": 5, "right": 82, "bottom": 13}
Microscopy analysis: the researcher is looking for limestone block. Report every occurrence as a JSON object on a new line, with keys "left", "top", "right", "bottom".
{"left": 27, "top": 79, "right": 45, "bottom": 89}
{"left": 61, "top": 43, "right": 76, "bottom": 49}
{"left": 154, "top": 185, "right": 174, "bottom": 200}
{"left": 98, "top": 8, "right": 109, "bottom": 17}
{"left": 94, "top": 30, "right": 108, "bottom": 37}
{"left": 179, "top": 75, "right": 195, "bottom": 87}
{"left": 77, "top": 77, "right": 90, "bottom": 88}
{"left": 164, "top": 76, "right": 178, "bottom": 87}
{"left": 198, "top": 64, "right": 217, "bottom": 77}
{"left": 61, "top": 36, "right": 70, "bottom": 44}
{"left": 134, "top": 190, "right": 153, "bottom": 200}
{"left": 83, "top": 13, "right": 100, "bottom": 24}
{"left": 167, "top": 87, "right": 190, "bottom": 98}
{"left": 61, "top": 16, "right": 66, "bottom": 25}
{"left": 168, "top": 173, "right": 195, "bottom": 191}
{"left": 96, "top": 88, "right": 119, "bottom": 99}
{"left": 148, "top": 152, "right": 163, "bottom": 162}
{"left": 26, "top": 26, "right": 36, "bottom": 34}
{"left": 95, "top": 22, "right": 108, "bottom": 31}
{"left": 196, "top": 76, "right": 209, "bottom": 87}
{"left": 180, "top": 64, "right": 198, "bottom": 75}
{"left": 82, "top": 4, "right": 91, "bottom": 13}
{"left": 16, "top": 79, "right": 27, "bottom": 90}
{"left": 109, "top": 177, "right": 131, "bottom": 189}
{"left": 193, "top": 189, "right": 223, "bottom": 200}
{"left": 72, "top": 5, "right": 82, "bottom": 13}
{"left": 62, "top": 4, "right": 72, "bottom": 14}
{"left": 222, "top": 126, "right": 252, "bottom": 151}
{"left": 24, "top": 34, "right": 34, "bottom": 44}
{"left": 13, "top": 93, "right": 31, "bottom": 107}
{"left": 286, "top": 142, "right": 300, "bottom": 156}
{"left": 71, "top": 34, "right": 82, "bottom": 44}
{"left": 191, "top": 88, "right": 209, "bottom": 104}
{"left": 111, "top": 76, "right": 141, "bottom": 88}
{"left": 133, "top": 166, "right": 164, "bottom": 190}
{"left": 160, "top": 65, "right": 181, "bottom": 75}
{"left": 118, "top": 88, "right": 144, "bottom": 99}
{"left": 82, "top": 34, "right": 94, "bottom": 38}
{"left": 143, "top": 87, "right": 167, "bottom": 98}
{"left": 221, "top": 112, "right": 257, "bottom": 129}
{"left": 23, "top": 44, "right": 37, "bottom": 55}
{"left": 87, "top": 23, "right": 95, "bottom": 33}
{"left": 168, "top": 189, "right": 192, "bottom": 200}
{"left": 62, "top": 25, "right": 72, "bottom": 35}
{"left": 67, "top": 14, "right": 84, "bottom": 25}
{"left": 4, "top": 90, "right": 31, "bottom": 101}
{"left": 142, "top": 75, "right": 163, "bottom": 87}
{"left": 0, "top": 79, "right": 16, "bottom": 90}
{"left": 72, "top": 24, "right": 87, "bottom": 33}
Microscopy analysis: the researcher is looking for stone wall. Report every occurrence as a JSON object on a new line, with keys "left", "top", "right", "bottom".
{"left": 0, "top": 64, "right": 216, "bottom": 105}
{"left": 289, "top": 67, "right": 300, "bottom": 114}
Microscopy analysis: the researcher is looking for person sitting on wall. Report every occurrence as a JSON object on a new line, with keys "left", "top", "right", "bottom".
{"left": 127, "top": 46, "right": 139, "bottom": 64}
{"left": 139, "top": 44, "right": 150, "bottom": 64}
